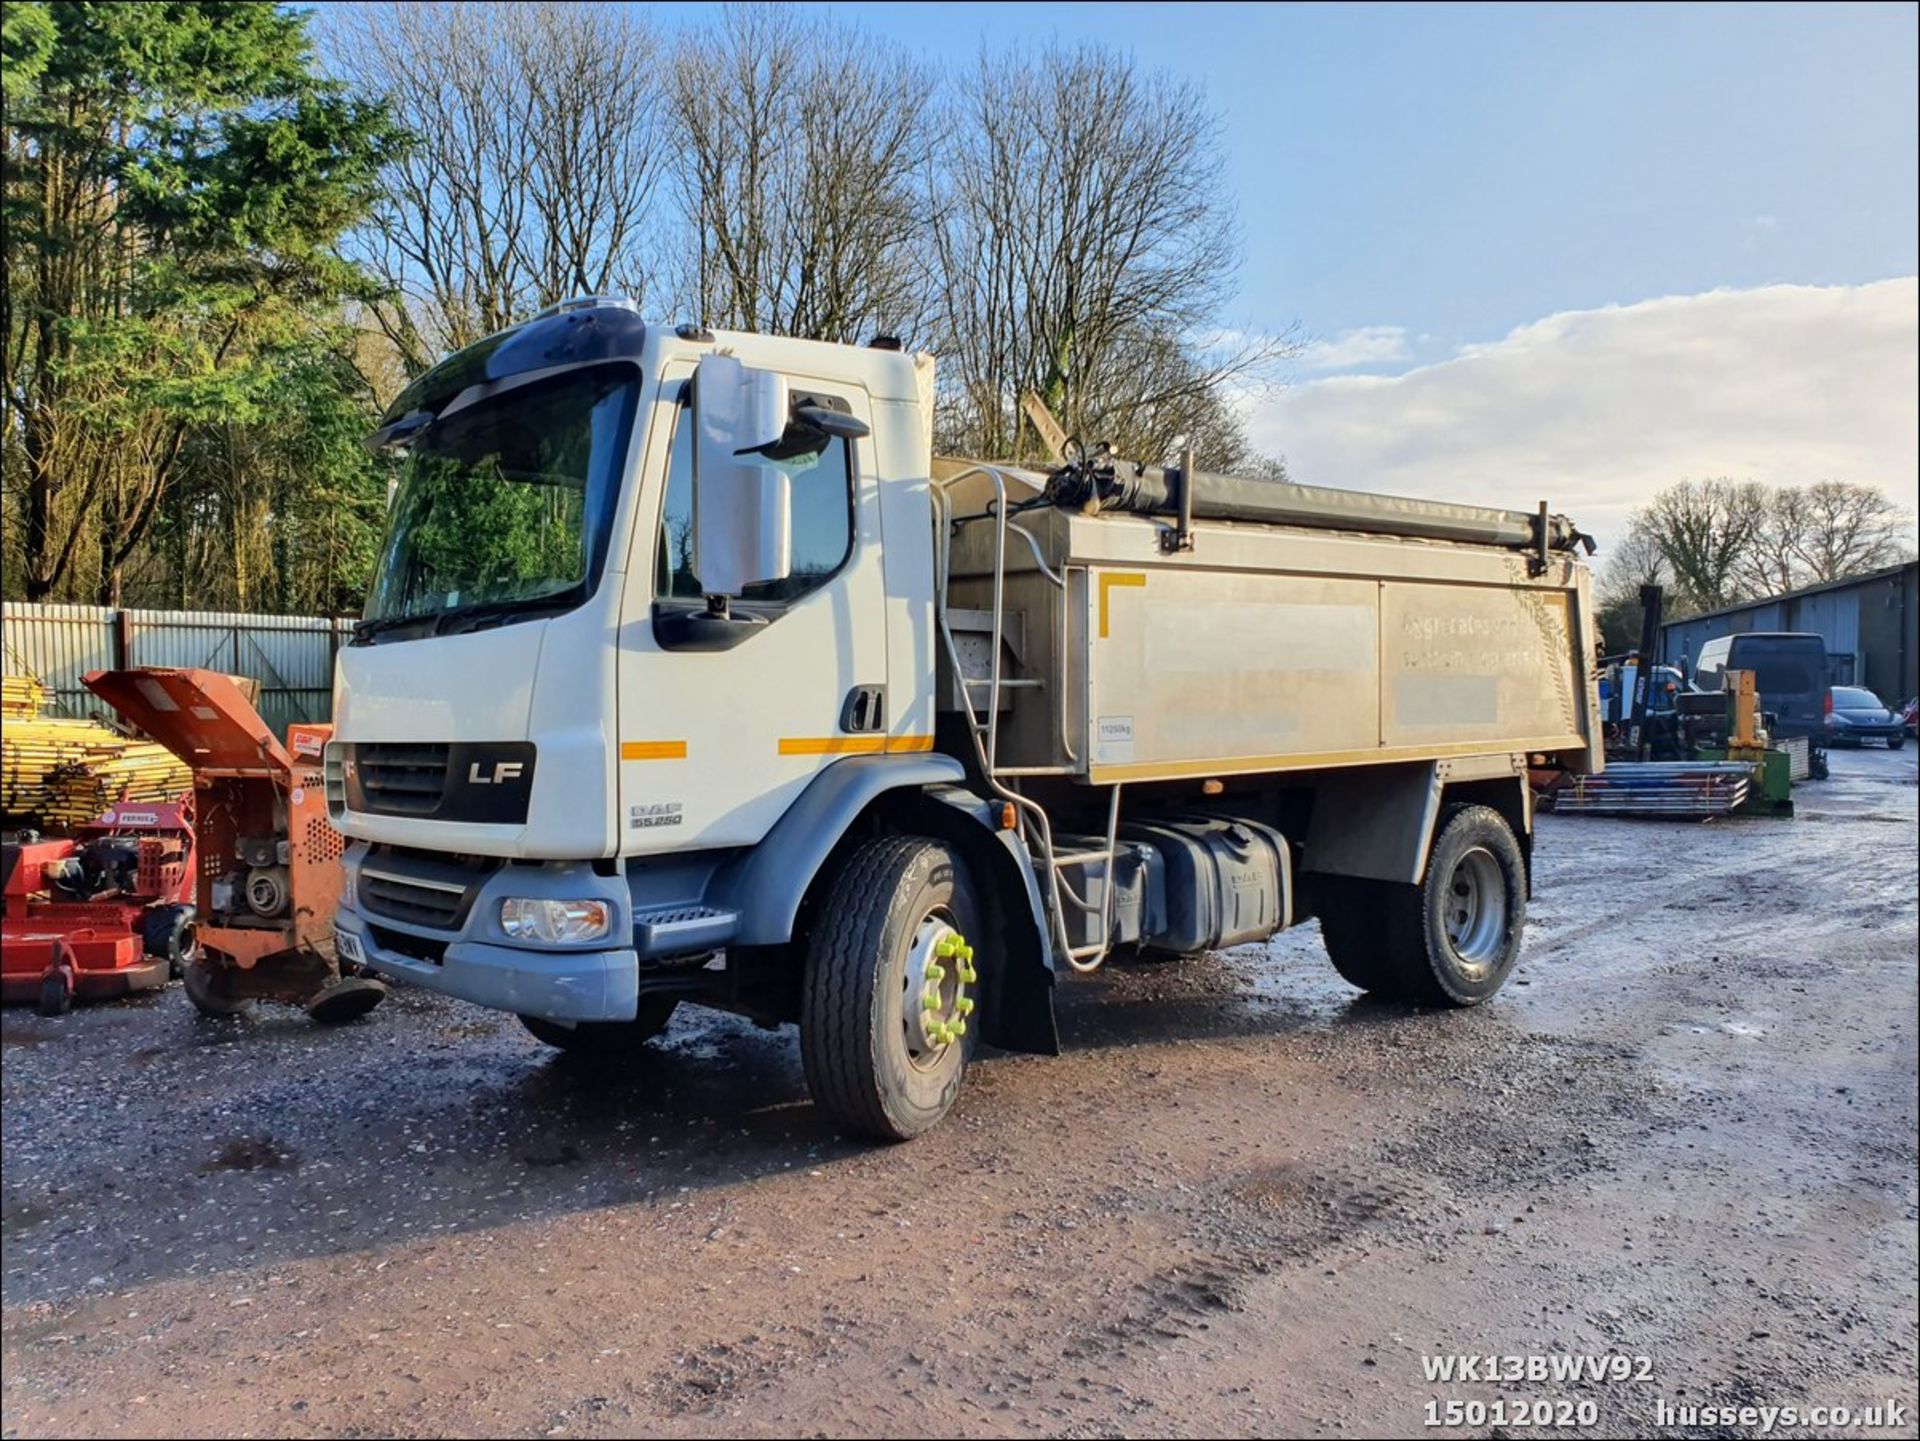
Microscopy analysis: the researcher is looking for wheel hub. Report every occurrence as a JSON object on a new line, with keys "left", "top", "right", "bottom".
{"left": 903, "top": 918, "right": 977, "bottom": 1066}
{"left": 1443, "top": 845, "right": 1507, "bottom": 970}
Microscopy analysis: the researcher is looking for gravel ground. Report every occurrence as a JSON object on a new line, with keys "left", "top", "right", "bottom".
{"left": 3, "top": 745, "right": 1916, "bottom": 1439}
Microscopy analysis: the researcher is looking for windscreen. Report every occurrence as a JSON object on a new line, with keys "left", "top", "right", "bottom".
{"left": 365, "top": 363, "right": 639, "bottom": 627}
{"left": 1833, "top": 687, "right": 1882, "bottom": 710}
{"left": 1732, "top": 640, "right": 1825, "bottom": 699}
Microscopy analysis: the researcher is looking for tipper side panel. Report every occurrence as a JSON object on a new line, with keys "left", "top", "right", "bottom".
{"left": 1082, "top": 563, "right": 1590, "bottom": 783}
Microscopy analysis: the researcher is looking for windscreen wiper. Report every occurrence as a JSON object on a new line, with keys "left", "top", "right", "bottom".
{"left": 350, "top": 613, "right": 437, "bottom": 645}
{"left": 432, "top": 594, "right": 577, "bottom": 637}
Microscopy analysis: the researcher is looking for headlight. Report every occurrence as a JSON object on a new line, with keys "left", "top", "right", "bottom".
{"left": 501, "top": 897, "right": 611, "bottom": 943}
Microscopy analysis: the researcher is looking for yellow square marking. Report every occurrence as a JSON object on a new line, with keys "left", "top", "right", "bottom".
{"left": 1097, "top": 571, "right": 1147, "bottom": 638}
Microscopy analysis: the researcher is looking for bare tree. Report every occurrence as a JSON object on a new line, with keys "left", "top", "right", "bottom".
{"left": 1071, "top": 324, "right": 1285, "bottom": 471}
{"left": 1730, "top": 480, "right": 1912, "bottom": 598}
{"left": 1739, "top": 486, "right": 1808, "bottom": 597}
{"left": 931, "top": 42, "right": 1289, "bottom": 465}
{"left": 1786, "top": 480, "right": 1913, "bottom": 582}
{"left": 670, "top": 5, "right": 936, "bottom": 343}
{"left": 326, "top": 1, "right": 666, "bottom": 374}
{"left": 1627, "top": 478, "right": 1769, "bottom": 614}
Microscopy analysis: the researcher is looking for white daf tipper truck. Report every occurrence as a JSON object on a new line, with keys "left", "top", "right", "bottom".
{"left": 328, "top": 298, "right": 1602, "bottom": 1139}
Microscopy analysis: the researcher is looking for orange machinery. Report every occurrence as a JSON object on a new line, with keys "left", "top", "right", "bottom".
{"left": 82, "top": 668, "right": 386, "bottom": 1024}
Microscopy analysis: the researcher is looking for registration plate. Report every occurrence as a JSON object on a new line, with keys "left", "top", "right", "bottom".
{"left": 334, "top": 927, "right": 366, "bottom": 964}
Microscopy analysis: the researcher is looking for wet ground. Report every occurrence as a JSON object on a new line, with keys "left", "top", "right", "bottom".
{"left": 3, "top": 746, "right": 1916, "bottom": 1439}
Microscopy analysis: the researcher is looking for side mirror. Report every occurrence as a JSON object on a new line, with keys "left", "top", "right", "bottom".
{"left": 693, "top": 354, "right": 792, "bottom": 600}
{"left": 793, "top": 404, "right": 870, "bottom": 442}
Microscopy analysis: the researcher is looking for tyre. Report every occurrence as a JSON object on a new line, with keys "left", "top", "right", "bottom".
{"left": 1315, "top": 877, "right": 1400, "bottom": 994}
{"left": 141, "top": 904, "right": 198, "bottom": 978}
{"left": 37, "top": 967, "right": 73, "bottom": 1017}
{"left": 519, "top": 996, "right": 678, "bottom": 1055}
{"left": 800, "top": 836, "right": 982, "bottom": 1141}
{"left": 182, "top": 956, "right": 252, "bottom": 1017}
{"left": 1318, "top": 804, "right": 1527, "bottom": 1007}
{"left": 1889, "top": 735, "right": 1904, "bottom": 750}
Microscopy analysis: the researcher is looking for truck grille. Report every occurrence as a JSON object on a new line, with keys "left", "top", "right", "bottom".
{"left": 355, "top": 846, "right": 497, "bottom": 931}
{"left": 354, "top": 743, "right": 450, "bottom": 815}
{"left": 368, "top": 924, "right": 448, "bottom": 964}
{"left": 359, "top": 871, "right": 465, "bottom": 928}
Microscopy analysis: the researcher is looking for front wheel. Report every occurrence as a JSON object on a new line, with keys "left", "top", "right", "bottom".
{"left": 1889, "top": 735, "right": 1905, "bottom": 750}
{"left": 800, "top": 836, "right": 982, "bottom": 1141}
{"left": 182, "top": 956, "right": 253, "bottom": 1018}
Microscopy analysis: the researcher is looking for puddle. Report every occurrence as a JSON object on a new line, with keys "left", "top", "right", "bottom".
{"left": 200, "top": 1136, "right": 299, "bottom": 1173}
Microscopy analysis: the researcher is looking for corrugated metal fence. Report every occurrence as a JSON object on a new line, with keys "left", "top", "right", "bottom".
{"left": 1, "top": 602, "right": 352, "bottom": 736}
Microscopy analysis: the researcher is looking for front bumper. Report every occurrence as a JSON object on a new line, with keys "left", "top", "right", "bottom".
{"left": 1829, "top": 724, "right": 1903, "bottom": 742}
{"left": 336, "top": 910, "right": 638, "bottom": 1021}
{"left": 336, "top": 849, "right": 640, "bottom": 1023}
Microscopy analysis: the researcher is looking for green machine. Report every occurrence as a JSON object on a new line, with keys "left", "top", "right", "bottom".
{"left": 1691, "top": 671, "right": 1795, "bottom": 818}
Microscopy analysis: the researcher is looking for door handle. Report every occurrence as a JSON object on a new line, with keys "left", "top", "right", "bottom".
{"left": 840, "top": 686, "right": 886, "bottom": 734}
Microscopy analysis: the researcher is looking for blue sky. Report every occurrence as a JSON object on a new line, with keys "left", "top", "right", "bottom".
{"left": 657, "top": 1, "right": 1918, "bottom": 369}
{"left": 641, "top": 2, "right": 1918, "bottom": 538}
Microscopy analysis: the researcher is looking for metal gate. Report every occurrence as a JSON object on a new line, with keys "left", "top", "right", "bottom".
{"left": 1, "top": 602, "right": 353, "bottom": 736}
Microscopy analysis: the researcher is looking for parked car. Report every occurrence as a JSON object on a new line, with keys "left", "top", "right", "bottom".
{"left": 1900, "top": 696, "right": 1919, "bottom": 737}
{"left": 1826, "top": 686, "right": 1906, "bottom": 749}
{"left": 1691, "top": 632, "right": 1830, "bottom": 740}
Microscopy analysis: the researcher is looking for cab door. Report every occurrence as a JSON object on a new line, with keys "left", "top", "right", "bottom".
{"left": 613, "top": 369, "right": 895, "bottom": 853}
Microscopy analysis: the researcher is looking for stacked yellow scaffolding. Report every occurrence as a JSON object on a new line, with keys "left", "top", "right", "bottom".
{"left": 1, "top": 677, "right": 192, "bottom": 829}
{"left": 2, "top": 674, "right": 47, "bottom": 719}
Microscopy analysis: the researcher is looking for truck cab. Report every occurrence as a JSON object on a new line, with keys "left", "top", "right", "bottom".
{"left": 331, "top": 299, "right": 1599, "bottom": 1140}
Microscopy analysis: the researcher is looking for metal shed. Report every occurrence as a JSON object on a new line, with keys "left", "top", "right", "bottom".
{"left": 1660, "top": 561, "right": 1918, "bottom": 700}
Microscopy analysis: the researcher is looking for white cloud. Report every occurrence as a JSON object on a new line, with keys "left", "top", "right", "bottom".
{"left": 1247, "top": 279, "right": 1920, "bottom": 552}
{"left": 1298, "top": 324, "right": 1410, "bottom": 371}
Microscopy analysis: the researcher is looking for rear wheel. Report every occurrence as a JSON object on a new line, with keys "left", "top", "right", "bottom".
{"left": 182, "top": 956, "right": 253, "bottom": 1018}
{"left": 1316, "top": 878, "right": 1399, "bottom": 993}
{"left": 800, "top": 836, "right": 981, "bottom": 1141}
{"left": 1319, "top": 804, "right": 1526, "bottom": 1007}
{"left": 141, "top": 904, "right": 198, "bottom": 979}
{"left": 519, "top": 996, "right": 678, "bottom": 1055}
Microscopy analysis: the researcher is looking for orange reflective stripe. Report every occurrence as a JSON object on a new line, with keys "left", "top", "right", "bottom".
{"left": 621, "top": 740, "right": 687, "bottom": 760}
{"left": 777, "top": 734, "right": 935, "bottom": 756}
